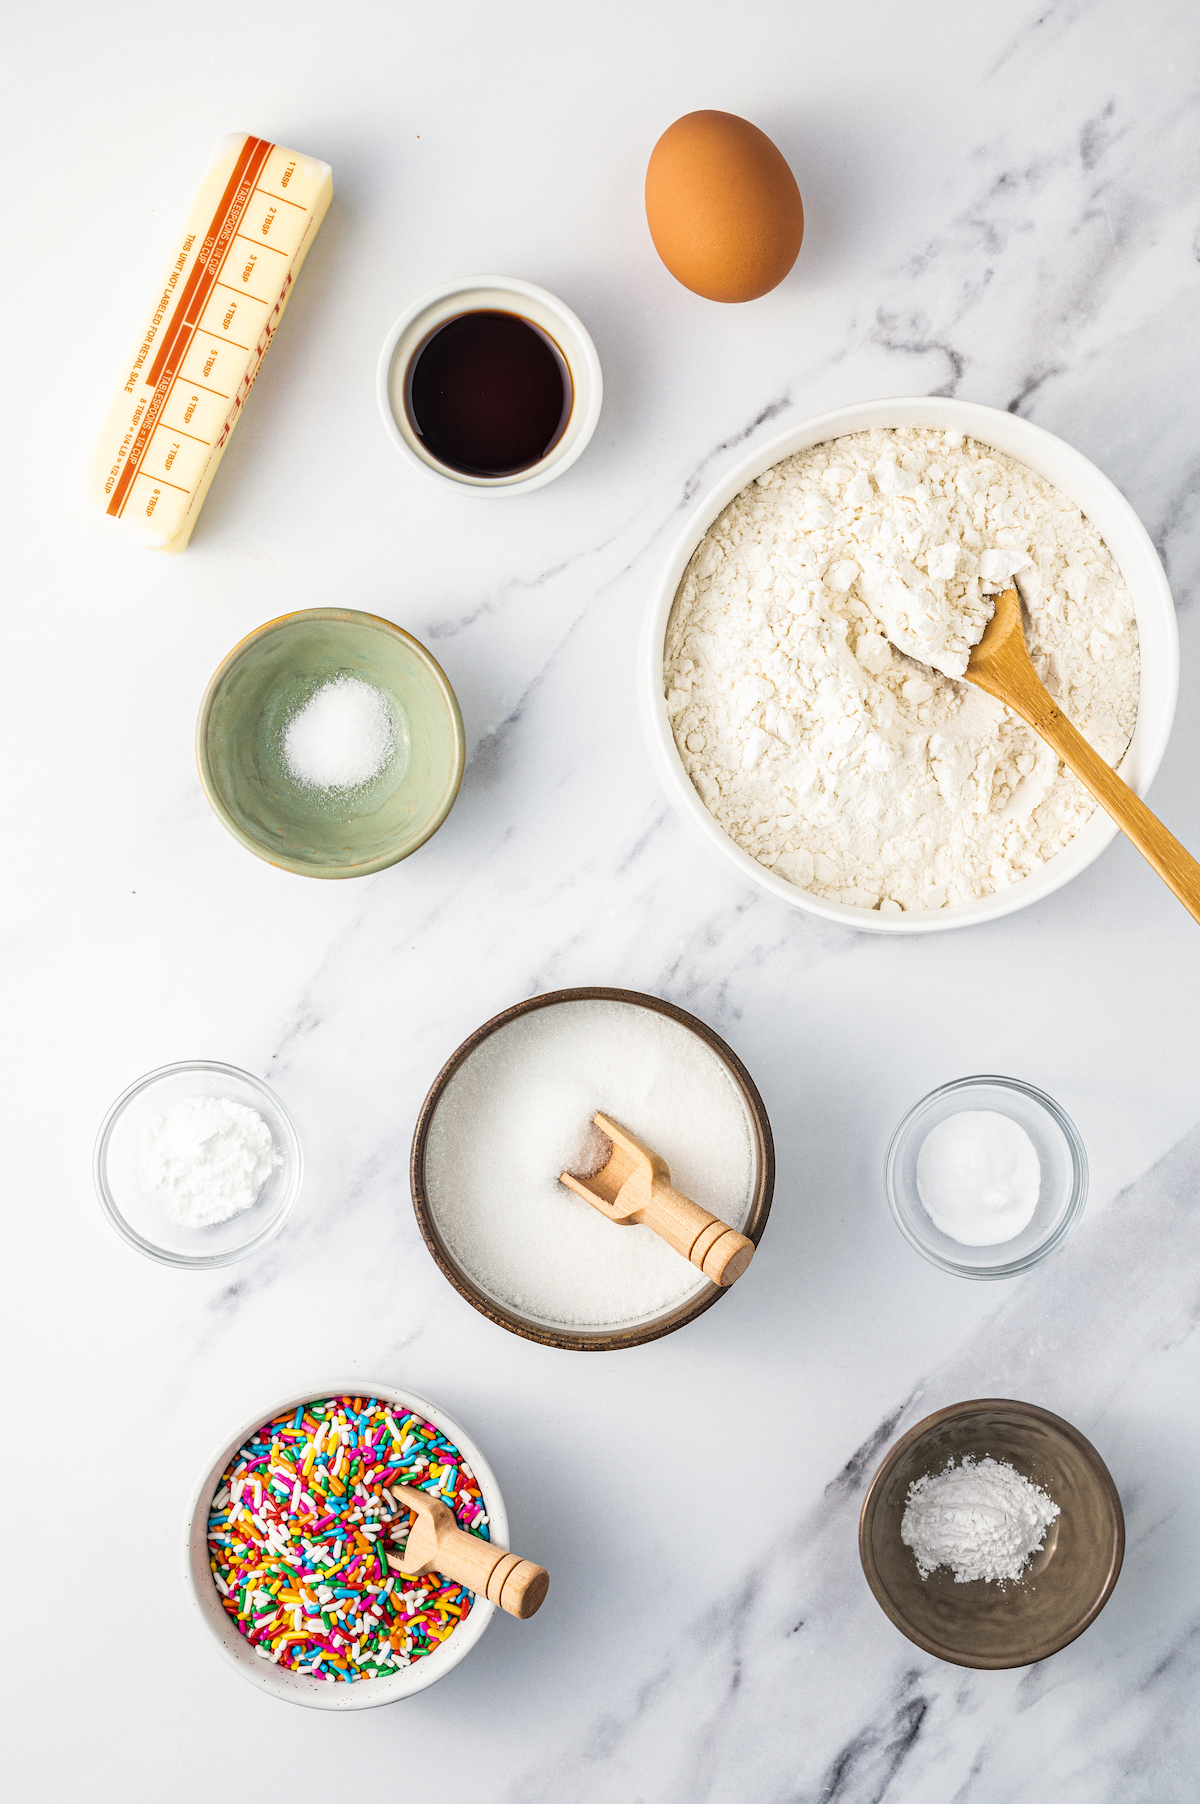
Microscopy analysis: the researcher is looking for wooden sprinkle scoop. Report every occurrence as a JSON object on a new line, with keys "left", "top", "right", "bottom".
{"left": 387, "top": 1483, "right": 549, "bottom": 1620}
{"left": 967, "top": 586, "right": 1200, "bottom": 925}
{"left": 560, "top": 1111, "right": 755, "bottom": 1287}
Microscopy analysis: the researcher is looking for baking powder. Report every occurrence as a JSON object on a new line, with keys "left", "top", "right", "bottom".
{"left": 916, "top": 1110, "right": 1041, "bottom": 1246}
{"left": 138, "top": 1096, "right": 278, "bottom": 1228}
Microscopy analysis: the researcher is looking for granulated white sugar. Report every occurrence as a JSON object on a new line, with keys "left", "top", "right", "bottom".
{"left": 423, "top": 1000, "right": 756, "bottom": 1328}
{"left": 282, "top": 675, "right": 395, "bottom": 790}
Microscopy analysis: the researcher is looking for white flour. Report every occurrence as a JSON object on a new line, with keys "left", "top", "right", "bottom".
{"left": 138, "top": 1096, "right": 277, "bottom": 1228}
{"left": 902, "top": 1455, "right": 1059, "bottom": 1584}
{"left": 664, "top": 428, "right": 1139, "bottom": 911}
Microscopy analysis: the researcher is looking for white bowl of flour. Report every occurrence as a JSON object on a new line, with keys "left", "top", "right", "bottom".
{"left": 642, "top": 397, "right": 1177, "bottom": 933}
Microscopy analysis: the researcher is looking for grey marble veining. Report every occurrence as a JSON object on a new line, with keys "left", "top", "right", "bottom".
{"left": 507, "top": 1127, "right": 1200, "bottom": 1803}
{"left": 4, "top": 1, "right": 1200, "bottom": 1799}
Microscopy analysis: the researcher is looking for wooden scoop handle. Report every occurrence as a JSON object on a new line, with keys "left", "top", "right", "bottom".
{"left": 561, "top": 1112, "right": 756, "bottom": 1286}
{"left": 426, "top": 1528, "right": 549, "bottom": 1619}
{"left": 639, "top": 1181, "right": 756, "bottom": 1286}
{"left": 388, "top": 1487, "right": 549, "bottom": 1620}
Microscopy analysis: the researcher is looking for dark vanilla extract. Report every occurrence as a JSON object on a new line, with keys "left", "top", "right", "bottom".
{"left": 406, "top": 311, "right": 572, "bottom": 477}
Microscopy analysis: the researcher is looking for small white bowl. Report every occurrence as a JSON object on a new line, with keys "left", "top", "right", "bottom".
{"left": 183, "top": 1382, "right": 509, "bottom": 1710}
{"left": 640, "top": 397, "right": 1178, "bottom": 934}
{"left": 94, "top": 1061, "right": 302, "bottom": 1269}
{"left": 376, "top": 276, "right": 603, "bottom": 494}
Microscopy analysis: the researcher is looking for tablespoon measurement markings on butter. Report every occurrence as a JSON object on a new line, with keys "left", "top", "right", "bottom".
{"left": 84, "top": 132, "right": 332, "bottom": 552}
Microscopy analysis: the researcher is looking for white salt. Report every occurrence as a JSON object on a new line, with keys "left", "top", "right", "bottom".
{"left": 423, "top": 1000, "right": 756, "bottom": 1328}
{"left": 282, "top": 676, "right": 395, "bottom": 790}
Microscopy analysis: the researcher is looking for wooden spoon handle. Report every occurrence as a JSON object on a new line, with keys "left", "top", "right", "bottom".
{"left": 641, "top": 1182, "right": 755, "bottom": 1286}
{"left": 1011, "top": 689, "right": 1200, "bottom": 925}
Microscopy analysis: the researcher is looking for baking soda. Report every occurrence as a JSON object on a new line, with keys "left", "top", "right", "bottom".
{"left": 423, "top": 1000, "right": 756, "bottom": 1328}
{"left": 917, "top": 1110, "right": 1041, "bottom": 1245}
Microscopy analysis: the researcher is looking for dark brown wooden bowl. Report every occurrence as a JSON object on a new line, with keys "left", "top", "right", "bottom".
{"left": 410, "top": 987, "right": 775, "bottom": 1351}
{"left": 859, "top": 1399, "right": 1124, "bottom": 1669}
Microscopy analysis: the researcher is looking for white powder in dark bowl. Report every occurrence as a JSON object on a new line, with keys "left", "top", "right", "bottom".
{"left": 902, "top": 1455, "right": 1060, "bottom": 1584}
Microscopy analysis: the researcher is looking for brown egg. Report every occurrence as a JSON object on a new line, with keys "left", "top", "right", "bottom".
{"left": 645, "top": 110, "right": 804, "bottom": 303}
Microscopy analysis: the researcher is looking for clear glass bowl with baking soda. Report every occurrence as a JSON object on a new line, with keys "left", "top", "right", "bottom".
{"left": 886, "top": 1075, "right": 1087, "bottom": 1278}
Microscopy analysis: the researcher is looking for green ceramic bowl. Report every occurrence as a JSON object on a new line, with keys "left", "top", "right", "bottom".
{"left": 197, "top": 609, "right": 465, "bottom": 878}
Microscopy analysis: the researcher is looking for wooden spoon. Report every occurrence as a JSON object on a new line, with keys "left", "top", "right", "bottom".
{"left": 964, "top": 585, "right": 1200, "bottom": 924}
{"left": 386, "top": 1483, "right": 549, "bottom": 1620}
{"left": 560, "top": 1111, "right": 755, "bottom": 1287}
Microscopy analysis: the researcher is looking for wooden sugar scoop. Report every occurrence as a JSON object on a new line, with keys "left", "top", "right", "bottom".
{"left": 386, "top": 1483, "right": 549, "bottom": 1620}
{"left": 560, "top": 1111, "right": 755, "bottom": 1287}
{"left": 964, "top": 585, "right": 1200, "bottom": 925}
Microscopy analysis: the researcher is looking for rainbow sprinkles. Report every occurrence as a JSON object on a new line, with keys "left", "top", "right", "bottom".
{"left": 207, "top": 1394, "right": 490, "bottom": 1682}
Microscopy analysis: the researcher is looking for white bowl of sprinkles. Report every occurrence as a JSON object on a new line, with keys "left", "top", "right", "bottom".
{"left": 183, "top": 1382, "right": 510, "bottom": 1709}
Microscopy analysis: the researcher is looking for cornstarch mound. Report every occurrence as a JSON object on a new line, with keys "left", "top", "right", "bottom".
{"left": 901, "top": 1454, "right": 1060, "bottom": 1585}
{"left": 208, "top": 1395, "right": 489, "bottom": 1682}
{"left": 423, "top": 999, "right": 756, "bottom": 1328}
{"left": 664, "top": 427, "right": 1140, "bottom": 911}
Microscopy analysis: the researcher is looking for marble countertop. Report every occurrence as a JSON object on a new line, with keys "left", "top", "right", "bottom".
{"left": 5, "top": 2, "right": 1200, "bottom": 1797}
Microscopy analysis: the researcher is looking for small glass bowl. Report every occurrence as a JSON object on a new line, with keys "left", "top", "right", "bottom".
{"left": 94, "top": 1061, "right": 302, "bottom": 1268}
{"left": 885, "top": 1076, "right": 1087, "bottom": 1279}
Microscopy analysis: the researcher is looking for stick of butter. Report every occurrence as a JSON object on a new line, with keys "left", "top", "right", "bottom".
{"left": 84, "top": 133, "right": 332, "bottom": 553}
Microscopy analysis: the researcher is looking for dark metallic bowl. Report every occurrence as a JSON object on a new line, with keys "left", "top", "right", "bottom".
{"left": 859, "top": 1398, "right": 1124, "bottom": 1669}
